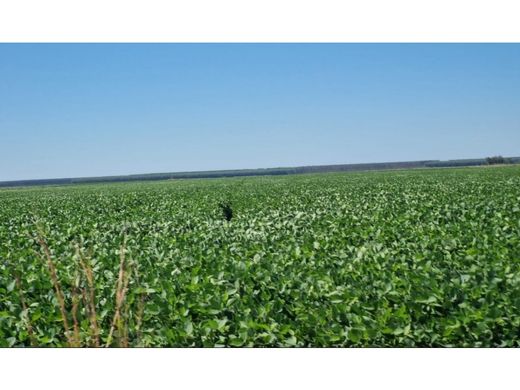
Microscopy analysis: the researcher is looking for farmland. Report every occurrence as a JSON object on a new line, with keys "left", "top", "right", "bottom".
{"left": 0, "top": 165, "right": 519, "bottom": 347}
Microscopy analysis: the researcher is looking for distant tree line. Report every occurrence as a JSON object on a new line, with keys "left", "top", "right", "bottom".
{"left": 424, "top": 159, "right": 486, "bottom": 168}
{"left": 1, "top": 156, "right": 519, "bottom": 188}
{"left": 486, "top": 155, "right": 511, "bottom": 165}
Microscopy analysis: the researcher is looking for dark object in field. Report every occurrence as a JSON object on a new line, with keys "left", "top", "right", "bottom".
{"left": 219, "top": 202, "right": 233, "bottom": 221}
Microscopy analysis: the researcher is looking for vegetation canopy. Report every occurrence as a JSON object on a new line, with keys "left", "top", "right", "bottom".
{"left": 0, "top": 165, "right": 519, "bottom": 347}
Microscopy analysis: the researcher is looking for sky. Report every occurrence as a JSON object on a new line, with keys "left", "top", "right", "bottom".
{"left": 0, "top": 43, "right": 519, "bottom": 181}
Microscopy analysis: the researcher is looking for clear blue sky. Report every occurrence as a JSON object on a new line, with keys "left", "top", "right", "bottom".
{"left": 1, "top": 43, "right": 519, "bottom": 181}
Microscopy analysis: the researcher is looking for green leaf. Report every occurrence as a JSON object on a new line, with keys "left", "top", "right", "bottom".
{"left": 285, "top": 336, "right": 297, "bottom": 346}
{"left": 229, "top": 338, "right": 244, "bottom": 347}
{"left": 7, "top": 280, "right": 16, "bottom": 293}
{"left": 185, "top": 321, "right": 193, "bottom": 336}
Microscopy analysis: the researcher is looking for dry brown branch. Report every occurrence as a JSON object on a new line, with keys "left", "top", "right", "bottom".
{"left": 70, "top": 270, "right": 81, "bottom": 347}
{"left": 36, "top": 234, "right": 73, "bottom": 346}
{"left": 14, "top": 274, "right": 37, "bottom": 346}
{"left": 106, "top": 237, "right": 132, "bottom": 347}
{"left": 76, "top": 245, "right": 100, "bottom": 347}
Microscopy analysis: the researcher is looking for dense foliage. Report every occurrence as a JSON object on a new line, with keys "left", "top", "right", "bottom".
{"left": 1, "top": 165, "right": 519, "bottom": 347}
{"left": 486, "top": 155, "right": 510, "bottom": 165}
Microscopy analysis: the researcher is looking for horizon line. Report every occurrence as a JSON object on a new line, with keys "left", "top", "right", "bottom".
{"left": 1, "top": 154, "right": 518, "bottom": 187}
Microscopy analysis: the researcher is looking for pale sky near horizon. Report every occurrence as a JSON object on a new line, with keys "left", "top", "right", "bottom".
{"left": 1, "top": 43, "right": 519, "bottom": 181}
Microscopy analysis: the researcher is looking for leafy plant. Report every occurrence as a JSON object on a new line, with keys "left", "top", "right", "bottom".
{"left": 0, "top": 165, "right": 519, "bottom": 347}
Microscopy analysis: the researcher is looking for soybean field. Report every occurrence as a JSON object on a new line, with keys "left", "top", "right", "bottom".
{"left": 1, "top": 165, "right": 519, "bottom": 347}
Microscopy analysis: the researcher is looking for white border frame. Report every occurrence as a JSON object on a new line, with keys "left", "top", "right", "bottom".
{"left": 0, "top": 348, "right": 518, "bottom": 389}
{"left": 1, "top": 1, "right": 519, "bottom": 389}
{"left": 1, "top": 0, "right": 520, "bottom": 42}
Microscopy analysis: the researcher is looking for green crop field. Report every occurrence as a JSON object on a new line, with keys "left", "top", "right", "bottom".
{"left": 1, "top": 165, "right": 519, "bottom": 347}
